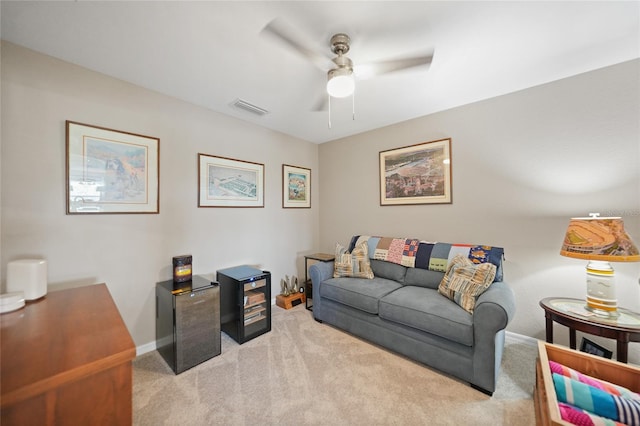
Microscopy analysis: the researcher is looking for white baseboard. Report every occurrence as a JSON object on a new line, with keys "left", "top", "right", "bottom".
{"left": 136, "top": 297, "right": 279, "bottom": 357}
{"left": 505, "top": 330, "right": 538, "bottom": 347}
{"left": 136, "top": 341, "right": 156, "bottom": 356}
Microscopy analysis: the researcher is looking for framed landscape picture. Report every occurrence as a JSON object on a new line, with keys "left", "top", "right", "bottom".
{"left": 66, "top": 121, "right": 160, "bottom": 214}
{"left": 379, "top": 138, "right": 452, "bottom": 206}
{"left": 198, "top": 153, "right": 264, "bottom": 207}
{"left": 282, "top": 164, "right": 311, "bottom": 208}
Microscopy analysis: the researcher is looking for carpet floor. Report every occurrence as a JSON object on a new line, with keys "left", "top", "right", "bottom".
{"left": 133, "top": 304, "right": 537, "bottom": 425}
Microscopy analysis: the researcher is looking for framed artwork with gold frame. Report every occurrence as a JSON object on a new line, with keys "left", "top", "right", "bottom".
{"left": 282, "top": 164, "right": 311, "bottom": 208}
{"left": 379, "top": 138, "right": 452, "bottom": 206}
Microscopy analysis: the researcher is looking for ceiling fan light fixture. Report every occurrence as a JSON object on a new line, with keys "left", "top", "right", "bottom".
{"left": 327, "top": 68, "right": 355, "bottom": 98}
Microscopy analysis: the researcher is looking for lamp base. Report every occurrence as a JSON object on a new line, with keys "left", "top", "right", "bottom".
{"left": 584, "top": 298, "right": 620, "bottom": 318}
{"left": 585, "top": 260, "right": 618, "bottom": 318}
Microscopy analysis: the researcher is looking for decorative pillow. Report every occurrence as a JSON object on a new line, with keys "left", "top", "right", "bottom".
{"left": 438, "top": 254, "right": 496, "bottom": 313}
{"left": 333, "top": 242, "right": 374, "bottom": 279}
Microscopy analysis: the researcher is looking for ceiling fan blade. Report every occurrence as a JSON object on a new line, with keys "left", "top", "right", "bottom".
{"left": 261, "top": 18, "right": 332, "bottom": 71}
{"left": 312, "top": 94, "right": 328, "bottom": 112}
{"left": 355, "top": 52, "right": 434, "bottom": 79}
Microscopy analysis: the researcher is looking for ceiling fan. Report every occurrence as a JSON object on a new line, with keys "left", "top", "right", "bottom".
{"left": 262, "top": 19, "right": 435, "bottom": 111}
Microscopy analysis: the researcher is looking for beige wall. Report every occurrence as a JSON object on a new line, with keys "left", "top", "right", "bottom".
{"left": 3, "top": 40, "right": 639, "bottom": 363}
{"left": 319, "top": 59, "right": 640, "bottom": 363}
{"left": 1, "top": 42, "right": 319, "bottom": 350}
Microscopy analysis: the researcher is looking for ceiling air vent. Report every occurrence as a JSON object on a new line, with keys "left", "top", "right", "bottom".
{"left": 231, "top": 99, "right": 269, "bottom": 116}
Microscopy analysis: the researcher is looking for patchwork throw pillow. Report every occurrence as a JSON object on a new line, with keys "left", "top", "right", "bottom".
{"left": 333, "top": 242, "right": 374, "bottom": 279}
{"left": 438, "top": 254, "right": 496, "bottom": 313}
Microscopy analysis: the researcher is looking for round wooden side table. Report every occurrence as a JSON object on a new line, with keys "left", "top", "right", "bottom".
{"left": 539, "top": 297, "right": 640, "bottom": 363}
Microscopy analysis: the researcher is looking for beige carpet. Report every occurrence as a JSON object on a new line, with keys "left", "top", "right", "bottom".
{"left": 133, "top": 304, "right": 537, "bottom": 425}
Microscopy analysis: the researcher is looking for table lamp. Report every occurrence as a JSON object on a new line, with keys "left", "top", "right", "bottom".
{"left": 560, "top": 213, "right": 640, "bottom": 317}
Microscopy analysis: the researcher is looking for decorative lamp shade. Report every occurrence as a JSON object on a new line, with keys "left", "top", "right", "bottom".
{"left": 560, "top": 217, "right": 640, "bottom": 262}
{"left": 560, "top": 215, "right": 639, "bottom": 317}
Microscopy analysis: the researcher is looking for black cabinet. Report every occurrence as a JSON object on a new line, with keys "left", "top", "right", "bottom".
{"left": 217, "top": 265, "right": 271, "bottom": 344}
{"left": 156, "top": 275, "right": 221, "bottom": 374}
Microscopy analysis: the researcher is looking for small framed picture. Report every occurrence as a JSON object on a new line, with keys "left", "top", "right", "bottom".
{"left": 282, "top": 164, "right": 311, "bottom": 208}
{"left": 198, "top": 153, "right": 264, "bottom": 208}
{"left": 579, "top": 338, "right": 613, "bottom": 359}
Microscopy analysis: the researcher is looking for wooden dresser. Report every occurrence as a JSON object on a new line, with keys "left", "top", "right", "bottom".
{"left": 1, "top": 284, "right": 136, "bottom": 425}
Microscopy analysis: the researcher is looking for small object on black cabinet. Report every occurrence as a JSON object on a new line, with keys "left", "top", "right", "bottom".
{"left": 173, "top": 255, "right": 192, "bottom": 283}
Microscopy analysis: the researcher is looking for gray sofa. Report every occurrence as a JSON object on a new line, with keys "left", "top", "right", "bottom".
{"left": 310, "top": 238, "right": 516, "bottom": 395}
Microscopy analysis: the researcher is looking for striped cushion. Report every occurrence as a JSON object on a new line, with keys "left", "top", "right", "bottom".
{"left": 438, "top": 254, "right": 496, "bottom": 313}
{"left": 333, "top": 242, "right": 374, "bottom": 279}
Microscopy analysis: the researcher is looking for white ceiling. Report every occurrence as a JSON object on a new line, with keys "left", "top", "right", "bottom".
{"left": 2, "top": 1, "right": 639, "bottom": 144}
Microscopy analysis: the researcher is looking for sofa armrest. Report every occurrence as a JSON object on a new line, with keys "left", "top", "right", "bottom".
{"left": 309, "top": 261, "right": 334, "bottom": 318}
{"left": 475, "top": 281, "right": 516, "bottom": 328}
{"left": 309, "top": 261, "right": 334, "bottom": 287}
{"left": 474, "top": 281, "right": 516, "bottom": 330}
{"left": 471, "top": 281, "right": 516, "bottom": 393}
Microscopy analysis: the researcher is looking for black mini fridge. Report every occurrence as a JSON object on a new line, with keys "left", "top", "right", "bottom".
{"left": 217, "top": 265, "right": 271, "bottom": 344}
{"left": 156, "top": 275, "right": 221, "bottom": 374}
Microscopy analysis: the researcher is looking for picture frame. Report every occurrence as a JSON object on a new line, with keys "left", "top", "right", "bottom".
{"left": 282, "top": 164, "right": 311, "bottom": 208}
{"left": 66, "top": 121, "right": 160, "bottom": 214}
{"left": 579, "top": 337, "right": 613, "bottom": 359}
{"left": 379, "top": 138, "right": 452, "bottom": 206}
{"left": 198, "top": 153, "right": 264, "bottom": 207}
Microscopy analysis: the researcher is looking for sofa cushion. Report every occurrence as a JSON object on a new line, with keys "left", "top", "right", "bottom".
{"left": 320, "top": 277, "right": 402, "bottom": 314}
{"left": 379, "top": 286, "right": 473, "bottom": 346}
{"left": 370, "top": 259, "right": 407, "bottom": 283}
{"left": 438, "top": 254, "right": 497, "bottom": 313}
{"left": 404, "top": 267, "right": 444, "bottom": 289}
{"left": 333, "top": 242, "right": 374, "bottom": 279}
